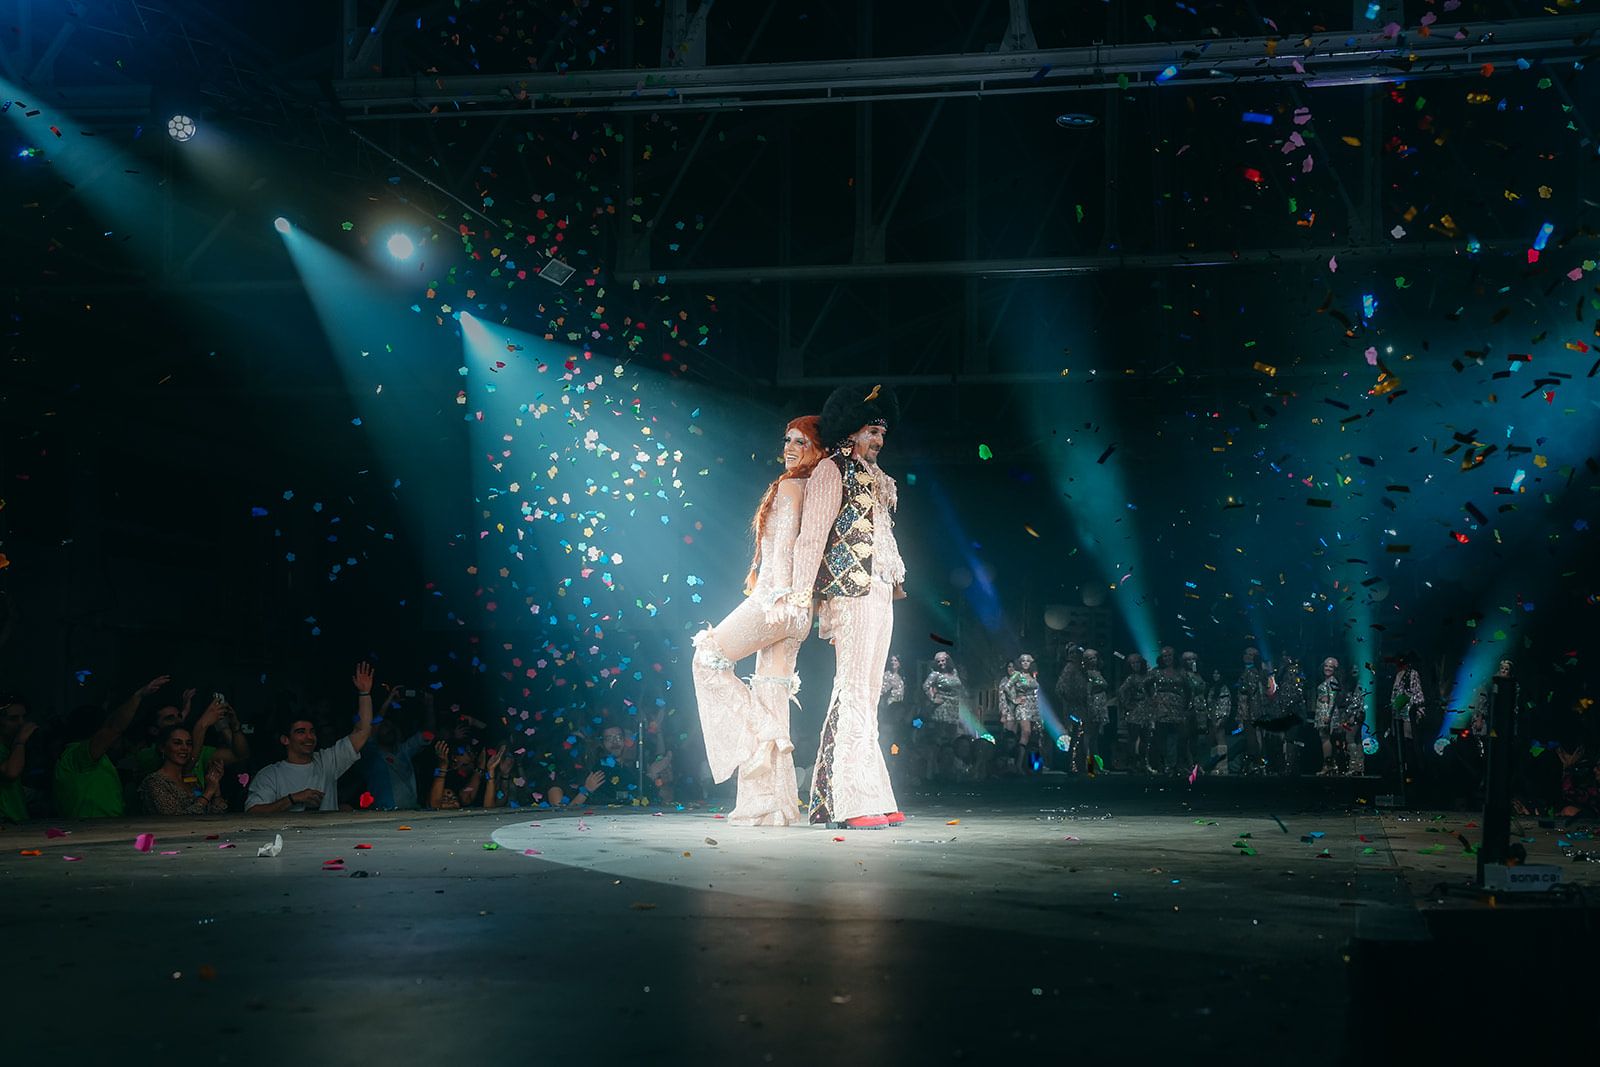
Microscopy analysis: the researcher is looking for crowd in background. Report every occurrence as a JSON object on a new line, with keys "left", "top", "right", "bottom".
{"left": 0, "top": 660, "right": 694, "bottom": 823}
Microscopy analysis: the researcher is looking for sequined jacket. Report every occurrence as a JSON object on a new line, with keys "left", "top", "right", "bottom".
{"left": 1118, "top": 671, "right": 1153, "bottom": 725}
{"left": 1314, "top": 677, "right": 1341, "bottom": 722}
{"left": 1392, "top": 668, "right": 1425, "bottom": 722}
{"left": 1208, "top": 682, "right": 1234, "bottom": 722}
{"left": 1275, "top": 663, "right": 1307, "bottom": 718}
{"left": 881, "top": 670, "right": 906, "bottom": 707}
{"left": 924, "top": 668, "right": 964, "bottom": 723}
{"left": 1001, "top": 670, "right": 1040, "bottom": 719}
{"left": 790, "top": 452, "right": 904, "bottom": 609}
{"left": 1151, "top": 668, "right": 1190, "bottom": 723}
{"left": 815, "top": 454, "right": 878, "bottom": 599}
{"left": 1084, "top": 670, "right": 1110, "bottom": 723}
{"left": 1235, "top": 664, "right": 1269, "bottom": 723}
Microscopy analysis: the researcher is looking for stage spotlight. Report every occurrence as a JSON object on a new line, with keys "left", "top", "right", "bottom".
{"left": 273, "top": 217, "right": 291, "bottom": 234}
{"left": 166, "top": 114, "right": 196, "bottom": 142}
{"left": 386, "top": 233, "right": 416, "bottom": 261}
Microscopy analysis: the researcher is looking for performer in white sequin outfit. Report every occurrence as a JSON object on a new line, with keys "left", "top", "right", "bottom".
{"left": 789, "top": 385, "right": 906, "bottom": 829}
{"left": 691, "top": 416, "right": 823, "bottom": 826}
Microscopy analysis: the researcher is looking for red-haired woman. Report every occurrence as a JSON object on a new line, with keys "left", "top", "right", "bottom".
{"left": 692, "top": 415, "right": 823, "bottom": 825}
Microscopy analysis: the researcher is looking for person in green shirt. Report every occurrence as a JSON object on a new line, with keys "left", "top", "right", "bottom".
{"left": 54, "top": 674, "right": 170, "bottom": 820}
{"left": 1, "top": 697, "right": 36, "bottom": 823}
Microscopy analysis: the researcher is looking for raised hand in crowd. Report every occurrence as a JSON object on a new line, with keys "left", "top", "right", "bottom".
{"left": 428, "top": 739, "right": 455, "bottom": 809}
{"left": 348, "top": 661, "right": 376, "bottom": 752}
{"left": 87, "top": 675, "right": 172, "bottom": 763}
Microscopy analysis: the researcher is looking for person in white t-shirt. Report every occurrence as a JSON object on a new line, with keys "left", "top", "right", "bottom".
{"left": 246, "top": 662, "right": 376, "bottom": 814}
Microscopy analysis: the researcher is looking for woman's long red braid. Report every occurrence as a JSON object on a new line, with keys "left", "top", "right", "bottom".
{"left": 744, "top": 415, "right": 823, "bottom": 595}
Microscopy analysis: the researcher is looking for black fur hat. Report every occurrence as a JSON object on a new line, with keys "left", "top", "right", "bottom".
{"left": 818, "top": 384, "right": 899, "bottom": 449}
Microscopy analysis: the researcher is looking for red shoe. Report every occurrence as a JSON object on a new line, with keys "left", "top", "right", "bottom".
{"left": 884, "top": 811, "right": 906, "bottom": 825}
{"left": 840, "top": 815, "right": 890, "bottom": 830}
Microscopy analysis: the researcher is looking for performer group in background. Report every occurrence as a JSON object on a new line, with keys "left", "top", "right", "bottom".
{"left": 882, "top": 637, "right": 1488, "bottom": 785}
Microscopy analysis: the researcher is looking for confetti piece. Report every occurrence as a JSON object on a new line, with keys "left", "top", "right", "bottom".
{"left": 134, "top": 833, "right": 155, "bottom": 853}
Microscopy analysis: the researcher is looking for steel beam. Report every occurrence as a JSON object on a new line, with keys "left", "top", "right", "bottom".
{"left": 32, "top": 12, "right": 1599, "bottom": 124}
{"left": 347, "top": 0, "right": 399, "bottom": 78}
{"left": 322, "top": 16, "right": 1600, "bottom": 118}
{"left": 614, "top": 234, "right": 1599, "bottom": 284}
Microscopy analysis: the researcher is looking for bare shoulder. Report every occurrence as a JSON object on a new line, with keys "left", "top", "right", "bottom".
{"left": 777, "top": 478, "right": 807, "bottom": 502}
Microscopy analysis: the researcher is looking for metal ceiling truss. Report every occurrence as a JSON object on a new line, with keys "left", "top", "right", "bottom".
{"left": 324, "top": 14, "right": 1600, "bottom": 119}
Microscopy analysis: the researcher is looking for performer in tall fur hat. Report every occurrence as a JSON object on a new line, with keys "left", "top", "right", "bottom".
{"left": 787, "top": 384, "right": 906, "bottom": 829}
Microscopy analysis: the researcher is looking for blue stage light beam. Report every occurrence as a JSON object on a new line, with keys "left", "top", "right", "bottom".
{"left": 454, "top": 311, "right": 772, "bottom": 646}
{"left": 1, "top": 74, "right": 165, "bottom": 255}
{"left": 1038, "top": 414, "right": 1161, "bottom": 662}
{"left": 275, "top": 222, "right": 470, "bottom": 566}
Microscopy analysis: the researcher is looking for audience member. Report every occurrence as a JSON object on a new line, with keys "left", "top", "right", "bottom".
{"left": 428, "top": 735, "right": 487, "bottom": 809}
{"left": 245, "top": 661, "right": 375, "bottom": 814}
{"left": 544, "top": 766, "right": 608, "bottom": 809}
{"left": 54, "top": 675, "right": 170, "bottom": 820}
{"left": 360, "top": 687, "right": 434, "bottom": 810}
{"left": 1, "top": 696, "right": 36, "bottom": 822}
{"left": 139, "top": 725, "right": 228, "bottom": 815}
{"left": 483, "top": 745, "right": 539, "bottom": 809}
{"left": 132, "top": 691, "right": 246, "bottom": 782}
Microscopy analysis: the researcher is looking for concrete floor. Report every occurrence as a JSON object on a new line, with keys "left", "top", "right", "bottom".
{"left": 3, "top": 776, "right": 1590, "bottom": 1064}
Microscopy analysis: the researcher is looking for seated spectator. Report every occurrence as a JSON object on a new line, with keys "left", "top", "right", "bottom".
{"left": 428, "top": 736, "right": 491, "bottom": 809}
{"left": 640, "top": 703, "right": 678, "bottom": 805}
{"left": 546, "top": 724, "right": 633, "bottom": 807}
{"left": 246, "top": 661, "right": 375, "bottom": 814}
{"left": 483, "top": 746, "right": 541, "bottom": 809}
{"left": 543, "top": 766, "right": 607, "bottom": 809}
{"left": 55, "top": 675, "right": 170, "bottom": 820}
{"left": 1, "top": 696, "right": 36, "bottom": 822}
{"left": 359, "top": 688, "right": 434, "bottom": 810}
{"left": 139, "top": 725, "right": 228, "bottom": 815}
{"left": 132, "top": 691, "right": 248, "bottom": 783}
